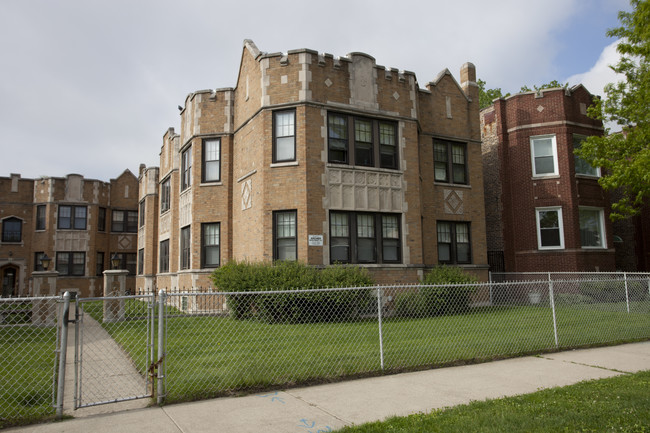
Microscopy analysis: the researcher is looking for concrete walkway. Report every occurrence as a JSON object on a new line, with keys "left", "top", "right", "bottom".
{"left": 8, "top": 341, "right": 650, "bottom": 433}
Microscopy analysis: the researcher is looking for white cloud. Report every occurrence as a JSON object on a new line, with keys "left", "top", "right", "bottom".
{"left": 566, "top": 40, "right": 623, "bottom": 98}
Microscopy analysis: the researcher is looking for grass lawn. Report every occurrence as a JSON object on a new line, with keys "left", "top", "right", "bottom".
{"left": 0, "top": 325, "right": 58, "bottom": 429}
{"left": 82, "top": 299, "right": 650, "bottom": 404}
{"left": 333, "top": 370, "right": 650, "bottom": 433}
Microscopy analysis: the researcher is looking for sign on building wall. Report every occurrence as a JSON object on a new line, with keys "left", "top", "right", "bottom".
{"left": 308, "top": 235, "right": 323, "bottom": 246}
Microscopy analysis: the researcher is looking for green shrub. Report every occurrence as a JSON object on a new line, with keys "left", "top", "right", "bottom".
{"left": 211, "top": 261, "right": 374, "bottom": 323}
{"left": 394, "top": 266, "right": 477, "bottom": 318}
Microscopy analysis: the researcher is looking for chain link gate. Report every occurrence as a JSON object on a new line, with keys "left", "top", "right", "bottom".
{"left": 73, "top": 294, "right": 155, "bottom": 409}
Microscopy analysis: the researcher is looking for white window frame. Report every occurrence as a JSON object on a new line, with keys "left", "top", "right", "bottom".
{"left": 535, "top": 207, "right": 565, "bottom": 250}
{"left": 579, "top": 207, "right": 607, "bottom": 249}
{"left": 530, "top": 134, "right": 559, "bottom": 177}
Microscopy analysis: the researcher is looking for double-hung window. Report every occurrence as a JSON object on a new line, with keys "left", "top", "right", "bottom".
{"left": 531, "top": 135, "right": 559, "bottom": 177}
{"left": 2, "top": 217, "right": 22, "bottom": 243}
{"left": 273, "top": 211, "right": 297, "bottom": 261}
{"left": 160, "top": 178, "right": 171, "bottom": 213}
{"left": 181, "top": 146, "right": 192, "bottom": 191}
{"left": 98, "top": 207, "right": 106, "bottom": 231}
{"left": 56, "top": 252, "right": 85, "bottom": 276}
{"left": 273, "top": 110, "right": 296, "bottom": 163}
{"left": 434, "top": 140, "right": 467, "bottom": 184}
{"left": 201, "top": 223, "right": 220, "bottom": 268}
{"left": 34, "top": 252, "right": 45, "bottom": 271}
{"left": 437, "top": 221, "right": 471, "bottom": 264}
{"left": 328, "top": 113, "right": 398, "bottom": 169}
{"left": 573, "top": 135, "right": 600, "bottom": 177}
{"left": 202, "top": 138, "right": 221, "bottom": 182}
{"left": 159, "top": 240, "right": 170, "bottom": 273}
{"left": 36, "top": 205, "right": 46, "bottom": 231}
{"left": 112, "top": 210, "right": 138, "bottom": 233}
{"left": 96, "top": 252, "right": 104, "bottom": 276}
{"left": 579, "top": 207, "right": 606, "bottom": 248}
{"left": 58, "top": 205, "right": 87, "bottom": 230}
{"left": 535, "top": 207, "right": 564, "bottom": 249}
{"left": 139, "top": 201, "right": 145, "bottom": 228}
{"left": 138, "top": 249, "right": 144, "bottom": 275}
{"left": 180, "top": 226, "right": 191, "bottom": 270}
{"left": 329, "top": 211, "right": 401, "bottom": 264}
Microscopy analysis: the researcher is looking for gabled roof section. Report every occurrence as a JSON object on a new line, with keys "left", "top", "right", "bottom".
{"left": 426, "top": 68, "right": 470, "bottom": 102}
{"left": 112, "top": 168, "right": 137, "bottom": 183}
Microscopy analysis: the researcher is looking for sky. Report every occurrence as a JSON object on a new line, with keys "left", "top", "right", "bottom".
{"left": 0, "top": 0, "right": 632, "bottom": 182}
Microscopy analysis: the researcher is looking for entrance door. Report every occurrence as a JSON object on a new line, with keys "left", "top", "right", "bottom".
{"left": 2, "top": 267, "right": 16, "bottom": 297}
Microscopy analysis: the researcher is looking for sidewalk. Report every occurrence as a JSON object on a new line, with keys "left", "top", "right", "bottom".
{"left": 9, "top": 341, "right": 650, "bottom": 433}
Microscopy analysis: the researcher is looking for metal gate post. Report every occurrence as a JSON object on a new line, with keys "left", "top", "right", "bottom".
{"left": 157, "top": 289, "right": 166, "bottom": 405}
{"left": 548, "top": 279, "right": 559, "bottom": 349}
{"left": 55, "top": 292, "right": 71, "bottom": 419}
{"left": 377, "top": 287, "right": 385, "bottom": 370}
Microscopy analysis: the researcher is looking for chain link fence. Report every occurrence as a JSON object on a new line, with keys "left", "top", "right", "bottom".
{"left": 0, "top": 295, "right": 62, "bottom": 428}
{"left": 156, "top": 275, "right": 650, "bottom": 404}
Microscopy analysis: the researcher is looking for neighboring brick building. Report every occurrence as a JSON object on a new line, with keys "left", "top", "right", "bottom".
{"left": 481, "top": 85, "right": 617, "bottom": 272}
{"left": 136, "top": 40, "right": 489, "bottom": 292}
{"left": 0, "top": 171, "right": 139, "bottom": 297}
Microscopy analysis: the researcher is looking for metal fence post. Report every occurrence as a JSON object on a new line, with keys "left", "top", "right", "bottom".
{"left": 624, "top": 272, "right": 630, "bottom": 314}
{"left": 548, "top": 279, "right": 559, "bottom": 349}
{"left": 377, "top": 287, "right": 385, "bottom": 370}
{"left": 157, "top": 289, "right": 166, "bottom": 405}
{"left": 56, "top": 291, "right": 71, "bottom": 419}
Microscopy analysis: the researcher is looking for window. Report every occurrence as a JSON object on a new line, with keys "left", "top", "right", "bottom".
{"left": 201, "top": 223, "right": 220, "bottom": 268}
{"left": 34, "top": 252, "right": 45, "bottom": 271}
{"left": 531, "top": 135, "right": 559, "bottom": 177}
{"left": 110, "top": 252, "right": 137, "bottom": 275}
{"left": 2, "top": 217, "right": 22, "bottom": 242}
{"left": 573, "top": 135, "right": 599, "bottom": 177}
{"left": 58, "top": 205, "right": 87, "bottom": 230}
{"left": 160, "top": 178, "right": 171, "bottom": 213}
{"left": 273, "top": 110, "right": 296, "bottom": 162}
{"left": 98, "top": 207, "right": 106, "bottom": 231}
{"left": 273, "top": 211, "right": 297, "bottom": 261}
{"left": 159, "top": 240, "right": 170, "bottom": 273}
{"left": 329, "top": 211, "right": 401, "bottom": 264}
{"left": 328, "top": 113, "right": 398, "bottom": 169}
{"left": 111, "top": 210, "right": 138, "bottom": 233}
{"left": 96, "top": 252, "right": 104, "bottom": 276}
{"left": 139, "top": 201, "right": 145, "bottom": 228}
{"left": 138, "top": 249, "right": 144, "bottom": 275}
{"left": 434, "top": 140, "right": 467, "bottom": 184}
{"left": 580, "top": 208, "right": 606, "bottom": 248}
{"left": 202, "top": 138, "right": 221, "bottom": 182}
{"left": 36, "top": 205, "right": 46, "bottom": 231}
{"left": 181, "top": 146, "right": 192, "bottom": 191}
{"left": 56, "top": 252, "right": 85, "bottom": 276}
{"left": 180, "top": 226, "right": 191, "bottom": 270}
{"left": 535, "top": 207, "right": 565, "bottom": 249}
{"left": 437, "top": 221, "right": 471, "bottom": 264}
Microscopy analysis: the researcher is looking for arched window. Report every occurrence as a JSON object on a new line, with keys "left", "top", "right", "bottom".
{"left": 2, "top": 217, "right": 22, "bottom": 243}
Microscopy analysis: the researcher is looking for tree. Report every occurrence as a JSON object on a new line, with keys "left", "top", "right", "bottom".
{"left": 519, "top": 80, "right": 568, "bottom": 93}
{"left": 478, "top": 79, "right": 509, "bottom": 109}
{"left": 574, "top": 0, "right": 650, "bottom": 219}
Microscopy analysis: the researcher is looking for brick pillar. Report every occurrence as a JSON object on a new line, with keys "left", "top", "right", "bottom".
{"left": 103, "top": 270, "right": 129, "bottom": 323}
{"left": 31, "top": 270, "right": 59, "bottom": 326}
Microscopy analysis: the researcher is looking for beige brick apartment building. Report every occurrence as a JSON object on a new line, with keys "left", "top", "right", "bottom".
{"left": 0, "top": 171, "right": 139, "bottom": 297}
{"left": 136, "top": 40, "right": 489, "bottom": 292}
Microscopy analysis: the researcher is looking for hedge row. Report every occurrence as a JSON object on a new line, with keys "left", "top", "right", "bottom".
{"left": 211, "top": 261, "right": 374, "bottom": 323}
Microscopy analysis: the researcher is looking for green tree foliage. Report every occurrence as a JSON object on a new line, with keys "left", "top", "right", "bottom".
{"left": 519, "top": 80, "right": 568, "bottom": 93}
{"left": 574, "top": 0, "right": 650, "bottom": 219}
{"left": 478, "top": 79, "right": 509, "bottom": 109}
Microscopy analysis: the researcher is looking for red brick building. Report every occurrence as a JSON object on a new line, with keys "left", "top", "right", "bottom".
{"left": 136, "top": 40, "right": 490, "bottom": 292}
{"left": 481, "top": 85, "right": 617, "bottom": 272}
